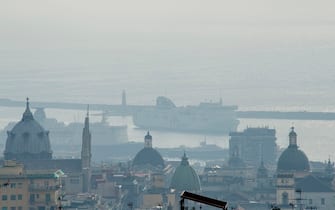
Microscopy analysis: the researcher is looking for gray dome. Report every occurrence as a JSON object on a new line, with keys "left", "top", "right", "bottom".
{"left": 4, "top": 99, "right": 52, "bottom": 160}
{"left": 132, "top": 132, "right": 164, "bottom": 168}
{"left": 277, "top": 145, "right": 310, "bottom": 172}
{"left": 132, "top": 147, "right": 164, "bottom": 168}
{"left": 170, "top": 153, "right": 201, "bottom": 192}
{"left": 277, "top": 127, "right": 309, "bottom": 173}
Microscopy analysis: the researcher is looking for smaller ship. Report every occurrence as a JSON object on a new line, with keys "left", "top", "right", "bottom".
{"left": 132, "top": 96, "right": 239, "bottom": 134}
{"left": 0, "top": 108, "right": 128, "bottom": 146}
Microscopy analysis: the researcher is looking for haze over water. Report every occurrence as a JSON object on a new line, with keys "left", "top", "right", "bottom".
{"left": 1, "top": 1, "right": 335, "bottom": 162}
{"left": 0, "top": 106, "right": 335, "bottom": 163}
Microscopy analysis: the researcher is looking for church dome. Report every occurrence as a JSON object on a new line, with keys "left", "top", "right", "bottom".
{"left": 277, "top": 148, "right": 310, "bottom": 172}
{"left": 132, "top": 148, "right": 164, "bottom": 168}
{"left": 277, "top": 127, "right": 310, "bottom": 173}
{"left": 132, "top": 132, "right": 164, "bottom": 168}
{"left": 4, "top": 99, "right": 52, "bottom": 160}
{"left": 170, "top": 153, "right": 201, "bottom": 192}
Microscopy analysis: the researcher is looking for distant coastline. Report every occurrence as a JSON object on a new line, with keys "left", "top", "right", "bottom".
{"left": 1, "top": 98, "right": 335, "bottom": 121}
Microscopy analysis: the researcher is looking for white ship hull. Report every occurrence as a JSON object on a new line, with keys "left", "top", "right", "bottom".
{"left": 132, "top": 97, "right": 239, "bottom": 134}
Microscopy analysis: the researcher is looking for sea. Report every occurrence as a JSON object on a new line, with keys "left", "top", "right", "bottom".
{"left": 0, "top": 104, "right": 335, "bottom": 163}
{"left": 1, "top": 49, "right": 335, "bottom": 162}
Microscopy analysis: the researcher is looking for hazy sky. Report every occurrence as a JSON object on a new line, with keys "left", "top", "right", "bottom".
{"left": 2, "top": 0, "right": 335, "bottom": 50}
{"left": 1, "top": 0, "right": 335, "bottom": 107}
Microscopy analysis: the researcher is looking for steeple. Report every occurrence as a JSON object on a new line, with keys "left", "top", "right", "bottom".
{"left": 82, "top": 105, "right": 91, "bottom": 165}
{"left": 22, "top": 97, "right": 34, "bottom": 121}
{"left": 84, "top": 105, "right": 90, "bottom": 129}
{"left": 81, "top": 105, "right": 91, "bottom": 192}
{"left": 289, "top": 126, "right": 297, "bottom": 148}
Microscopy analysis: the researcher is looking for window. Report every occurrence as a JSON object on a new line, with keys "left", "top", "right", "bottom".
{"left": 2, "top": 195, "right": 8, "bottom": 200}
{"left": 321, "top": 198, "right": 325, "bottom": 205}
{"left": 30, "top": 194, "right": 35, "bottom": 202}
{"left": 2, "top": 207, "right": 8, "bottom": 210}
{"left": 18, "top": 208, "right": 22, "bottom": 210}
{"left": 18, "top": 194, "right": 23, "bottom": 200}
{"left": 10, "top": 195, "right": 16, "bottom": 200}
{"left": 282, "top": 192, "right": 289, "bottom": 205}
{"left": 17, "top": 183, "right": 23, "bottom": 189}
{"left": 45, "top": 194, "right": 51, "bottom": 203}
{"left": 10, "top": 183, "right": 16, "bottom": 188}
{"left": 10, "top": 207, "right": 16, "bottom": 210}
{"left": 309, "top": 199, "right": 313, "bottom": 204}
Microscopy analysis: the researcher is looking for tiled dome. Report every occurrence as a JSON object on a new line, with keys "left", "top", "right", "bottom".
{"left": 170, "top": 153, "right": 201, "bottom": 192}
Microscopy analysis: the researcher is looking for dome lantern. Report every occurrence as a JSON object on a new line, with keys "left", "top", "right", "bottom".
{"left": 144, "top": 131, "right": 152, "bottom": 148}
{"left": 289, "top": 126, "right": 297, "bottom": 147}
{"left": 22, "top": 97, "right": 34, "bottom": 121}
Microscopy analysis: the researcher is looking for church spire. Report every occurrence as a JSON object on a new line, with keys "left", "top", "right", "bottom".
{"left": 82, "top": 105, "right": 91, "bottom": 162}
{"left": 85, "top": 105, "right": 90, "bottom": 128}
{"left": 81, "top": 105, "right": 91, "bottom": 192}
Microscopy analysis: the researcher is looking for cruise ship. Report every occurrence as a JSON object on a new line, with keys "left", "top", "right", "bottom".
{"left": 132, "top": 96, "right": 239, "bottom": 134}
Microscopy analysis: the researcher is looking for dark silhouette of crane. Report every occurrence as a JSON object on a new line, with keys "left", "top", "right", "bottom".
{"left": 180, "top": 191, "right": 228, "bottom": 210}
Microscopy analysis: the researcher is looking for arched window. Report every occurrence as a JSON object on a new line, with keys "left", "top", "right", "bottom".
{"left": 282, "top": 192, "right": 289, "bottom": 205}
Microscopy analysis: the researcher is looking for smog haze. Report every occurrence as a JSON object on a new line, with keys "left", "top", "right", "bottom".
{"left": 1, "top": 0, "right": 335, "bottom": 108}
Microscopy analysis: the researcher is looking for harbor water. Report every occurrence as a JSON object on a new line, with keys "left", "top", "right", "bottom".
{"left": 0, "top": 106, "right": 334, "bottom": 162}
{"left": 1, "top": 49, "right": 335, "bottom": 162}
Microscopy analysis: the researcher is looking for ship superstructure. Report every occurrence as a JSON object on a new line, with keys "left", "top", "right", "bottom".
{"left": 132, "top": 96, "right": 239, "bottom": 134}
